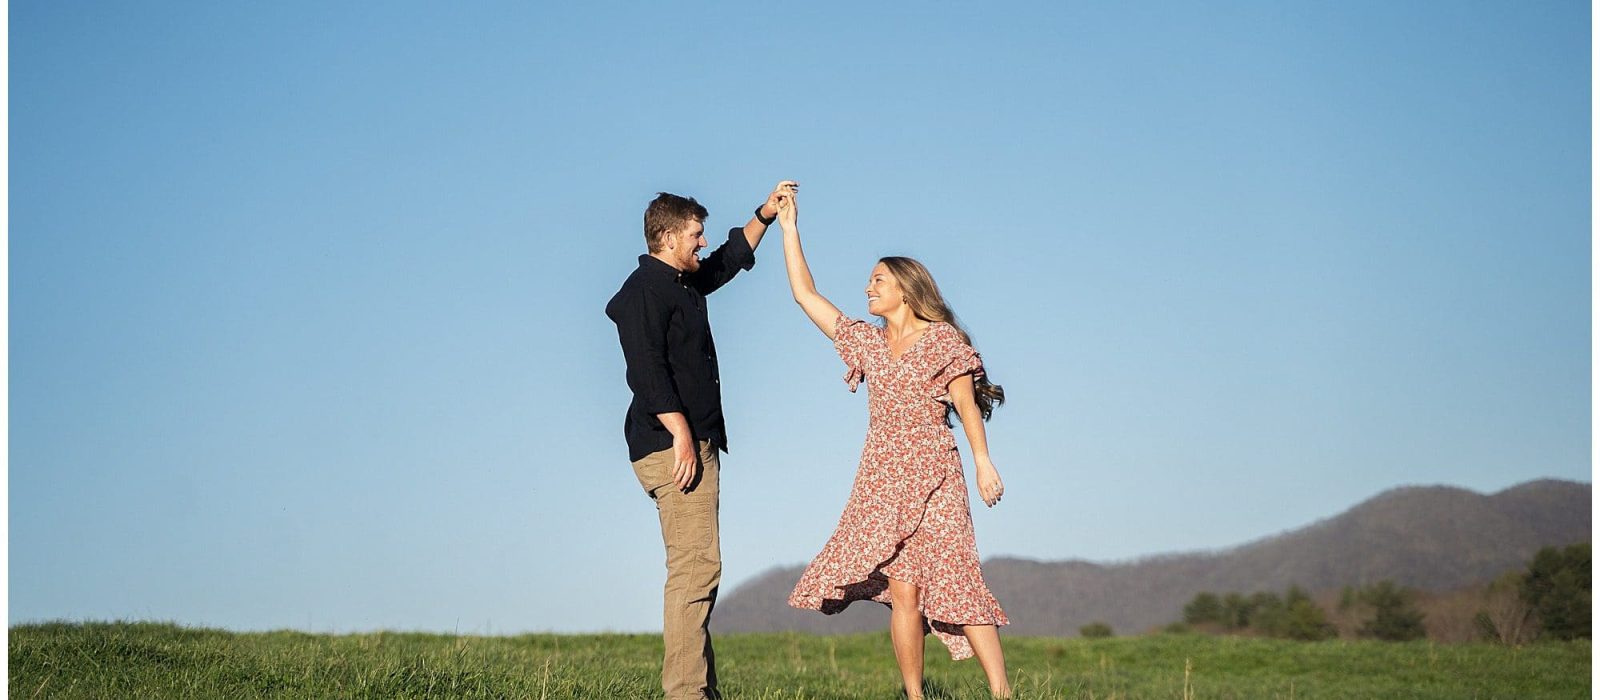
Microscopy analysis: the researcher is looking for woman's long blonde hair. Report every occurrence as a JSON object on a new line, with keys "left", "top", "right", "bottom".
{"left": 879, "top": 256, "right": 1005, "bottom": 422}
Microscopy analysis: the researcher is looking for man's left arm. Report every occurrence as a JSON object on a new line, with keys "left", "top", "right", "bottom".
{"left": 688, "top": 181, "right": 798, "bottom": 295}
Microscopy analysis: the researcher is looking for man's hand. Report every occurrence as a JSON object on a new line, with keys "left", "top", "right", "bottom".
{"left": 672, "top": 432, "right": 699, "bottom": 491}
{"left": 761, "top": 181, "right": 800, "bottom": 221}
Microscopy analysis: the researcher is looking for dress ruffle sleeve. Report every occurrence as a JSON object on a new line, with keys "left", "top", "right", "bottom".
{"left": 833, "top": 314, "right": 876, "bottom": 392}
{"left": 929, "top": 330, "right": 984, "bottom": 404}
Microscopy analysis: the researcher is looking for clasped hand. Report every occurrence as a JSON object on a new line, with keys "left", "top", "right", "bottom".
{"left": 764, "top": 181, "right": 799, "bottom": 223}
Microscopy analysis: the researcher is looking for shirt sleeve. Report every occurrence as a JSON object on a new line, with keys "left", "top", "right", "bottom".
{"left": 684, "top": 227, "right": 755, "bottom": 296}
{"left": 610, "top": 286, "right": 685, "bottom": 416}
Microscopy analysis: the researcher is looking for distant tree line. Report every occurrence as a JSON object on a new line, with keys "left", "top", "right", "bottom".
{"left": 1179, "top": 585, "right": 1340, "bottom": 641}
{"left": 1171, "top": 543, "right": 1590, "bottom": 644}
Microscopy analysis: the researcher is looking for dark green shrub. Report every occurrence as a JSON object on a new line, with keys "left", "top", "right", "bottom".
{"left": 1357, "top": 581, "right": 1427, "bottom": 641}
{"left": 1521, "top": 543, "right": 1591, "bottom": 640}
{"left": 1184, "top": 593, "right": 1223, "bottom": 625}
{"left": 1079, "top": 622, "right": 1114, "bottom": 639}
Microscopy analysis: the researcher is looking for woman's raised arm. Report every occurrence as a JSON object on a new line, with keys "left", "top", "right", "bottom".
{"left": 777, "top": 195, "right": 843, "bottom": 339}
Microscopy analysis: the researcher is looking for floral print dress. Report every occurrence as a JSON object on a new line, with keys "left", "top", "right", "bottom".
{"left": 788, "top": 314, "right": 1008, "bottom": 660}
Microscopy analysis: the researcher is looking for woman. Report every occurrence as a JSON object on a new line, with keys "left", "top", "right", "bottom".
{"left": 776, "top": 194, "right": 1011, "bottom": 700}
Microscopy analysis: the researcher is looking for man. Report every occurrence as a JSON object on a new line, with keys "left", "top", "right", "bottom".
{"left": 606, "top": 181, "right": 796, "bottom": 700}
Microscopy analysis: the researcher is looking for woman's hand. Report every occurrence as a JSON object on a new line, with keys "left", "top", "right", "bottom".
{"left": 976, "top": 460, "right": 1005, "bottom": 507}
{"left": 777, "top": 189, "right": 799, "bottom": 231}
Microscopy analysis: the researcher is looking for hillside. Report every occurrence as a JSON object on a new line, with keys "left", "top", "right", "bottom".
{"left": 713, "top": 479, "right": 1590, "bottom": 636}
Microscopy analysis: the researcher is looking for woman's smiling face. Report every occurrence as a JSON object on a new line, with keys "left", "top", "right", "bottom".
{"left": 864, "top": 262, "right": 905, "bottom": 317}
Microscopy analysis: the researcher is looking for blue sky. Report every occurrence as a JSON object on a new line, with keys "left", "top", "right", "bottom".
{"left": 11, "top": 1, "right": 1590, "bottom": 633}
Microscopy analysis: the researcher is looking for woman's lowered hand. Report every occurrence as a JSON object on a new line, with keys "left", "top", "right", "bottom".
{"left": 975, "top": 459, "right": 1004, "bottom": 507}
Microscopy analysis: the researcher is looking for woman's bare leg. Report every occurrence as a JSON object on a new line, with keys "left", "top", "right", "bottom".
{"left": 963, "top": 624, "right": 1011, "bottom": 698}
{"left": 887, "top": 578, "right": 925, "bottom": 699}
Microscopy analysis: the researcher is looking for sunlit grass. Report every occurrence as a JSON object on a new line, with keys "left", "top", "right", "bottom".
{"left": 9, "top": 621, "right": 1589, "bottom": 699}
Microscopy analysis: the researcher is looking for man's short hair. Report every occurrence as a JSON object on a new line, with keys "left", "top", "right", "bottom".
{"left": 644, "top": 193, "right": 708, "bottom": 253}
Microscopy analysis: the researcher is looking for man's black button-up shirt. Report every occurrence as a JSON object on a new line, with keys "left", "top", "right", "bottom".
{"left": 606, "top": 228, "right": 755, "bottom": 462}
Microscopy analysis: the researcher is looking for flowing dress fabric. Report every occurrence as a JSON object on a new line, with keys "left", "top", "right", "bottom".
{"left": 787, "top": 314, "right": 1008, "bottom": 660}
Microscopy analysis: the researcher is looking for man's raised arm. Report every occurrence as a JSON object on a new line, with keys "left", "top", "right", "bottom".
{"left": 688, "top": 180, "right": 799, "bottom": 295}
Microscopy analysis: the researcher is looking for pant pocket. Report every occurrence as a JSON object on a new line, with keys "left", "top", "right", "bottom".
{"left": 632, "top": 448, "right": 676, "bottom": 497}
{"left": 660, "top": 496, "right": 721, "bottom": 596}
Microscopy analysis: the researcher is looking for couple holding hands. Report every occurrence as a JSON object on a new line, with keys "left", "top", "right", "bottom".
{"left": 606, "top": 181, "right": 1011, "bottom": 700}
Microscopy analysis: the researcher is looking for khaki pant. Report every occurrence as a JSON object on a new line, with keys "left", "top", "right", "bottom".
{"left": 632, "top": 440, "right": 721, "bottom": 700}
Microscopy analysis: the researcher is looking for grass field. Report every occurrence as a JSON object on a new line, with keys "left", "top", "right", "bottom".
{"left": 9, "top": 622, "right": 1590, "bottom": 699}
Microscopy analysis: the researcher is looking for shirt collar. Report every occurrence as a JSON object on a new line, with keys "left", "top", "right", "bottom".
{"left": 637, "top": 254, "right": 686, "bottom": 284}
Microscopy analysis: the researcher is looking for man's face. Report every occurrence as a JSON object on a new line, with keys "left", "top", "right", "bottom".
{"left": 664, "top": 219, "right": 708, "bottom": 272}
